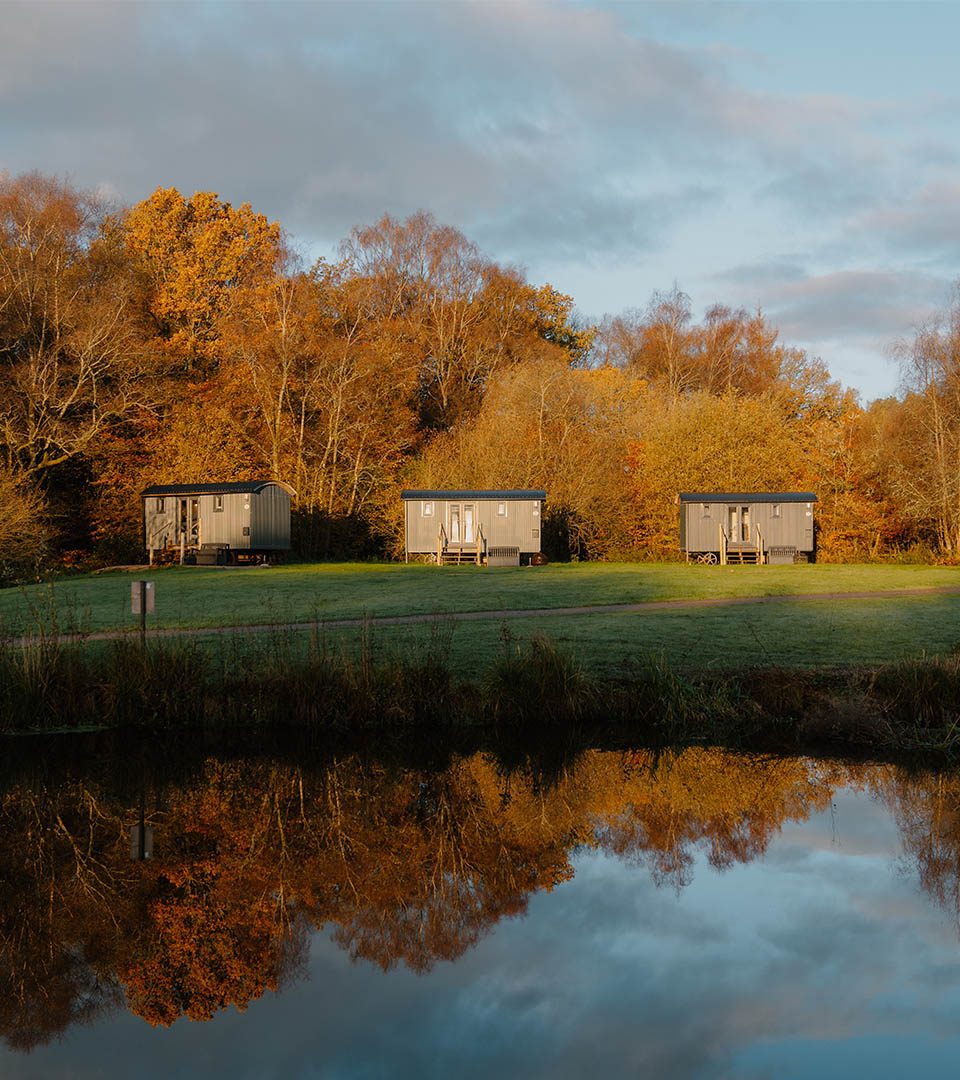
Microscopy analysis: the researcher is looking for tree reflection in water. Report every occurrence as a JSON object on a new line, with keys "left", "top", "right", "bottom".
{"left": 0, "top": 744, "right": 948, "bottom": 1050}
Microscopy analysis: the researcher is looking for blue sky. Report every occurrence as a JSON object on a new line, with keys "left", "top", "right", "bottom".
{"left": 2, "top": 1, "right": 958, "bottom": 400}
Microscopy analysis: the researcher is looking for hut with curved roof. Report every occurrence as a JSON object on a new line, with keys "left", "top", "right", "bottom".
{"left": 142, "top": 480, "right": 295, "bottom": 564}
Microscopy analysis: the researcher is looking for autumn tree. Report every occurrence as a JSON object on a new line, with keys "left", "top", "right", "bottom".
{"left": 0, "top": 466, "right": 48, "bottom": 582}
{"left": 0, "top": 173, "right": 152, "bottom": 482}
{"left": 885, "top": 289, "right": 960, "bottom": 554}
{"left": 406, "top": 352, "right": 640, "bottom": 557}
{"left": 122, "top": 187, "right": 282, "bottom": 368}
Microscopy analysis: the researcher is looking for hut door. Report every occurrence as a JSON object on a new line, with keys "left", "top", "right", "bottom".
{"left": 448, "top": 504, "right": 476, "bottom": 545}
{"left": 178, "top": 498, "right": 200, "bottom": 546}
{"left": 727, "top": 506, "right": 751, "bottom": 543}
{"left": 727, "top": 506, "right": 738, "bottom": 544}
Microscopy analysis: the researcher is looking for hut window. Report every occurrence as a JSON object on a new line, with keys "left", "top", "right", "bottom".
{"left": 155, "top": 497, "right": 165, "bottom": 513}
{"left": 421, "top": 501, "right": 434, "bottom": 517}
{"left": 497, "top": 502, "right": 507, "bottom": 517}
{"left": 213, "top": 495, "right": 224, "bottom": 512}
{"left": 772, "top": 504, "right": 781, "bottom": 518}
{"left": 702, "top": 504, "right": 710, "bottom": 518}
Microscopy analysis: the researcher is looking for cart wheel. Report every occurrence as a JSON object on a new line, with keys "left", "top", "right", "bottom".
{"left": 698, "top": 552, "right": 718, "bottom": 564}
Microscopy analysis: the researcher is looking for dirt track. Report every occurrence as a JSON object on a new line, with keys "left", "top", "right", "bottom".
{"left": 12, "top": 584, "right": 960, "bottom": 647}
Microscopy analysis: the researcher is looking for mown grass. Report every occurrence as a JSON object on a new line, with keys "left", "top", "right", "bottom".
{"left": 235, "top": 594, "right": 960, "bottom": 675}
{"left": 0, "top": 561, "right": 958, "bottom": 638}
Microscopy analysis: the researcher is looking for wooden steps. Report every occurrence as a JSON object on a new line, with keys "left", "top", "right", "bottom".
{"left": 725, "top": 545, "right": 760, "bottom": 565}
{"left": 439, "top": 546, "right": 480, "bottom": 566}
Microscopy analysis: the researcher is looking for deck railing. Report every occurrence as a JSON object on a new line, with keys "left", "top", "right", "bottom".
{"left": 475, "top": 524, "right": 485, "bottom": 566}
{"left": 755, "top": 525, "right": 765, "bottom": 565}
{"left": 436, "top": 525, "right": 447, "bottom": 565}
{"left": 719, "top": 524, "right": 728, "bottom": 566}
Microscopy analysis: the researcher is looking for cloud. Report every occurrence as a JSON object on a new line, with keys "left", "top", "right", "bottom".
{"left": 0, "top": 0, "right": 892, "bottom": 268}
{"left": 1, "top": 0, "right": 957, "bottom": 400}
{"left": 852, "top": 181, "right": 960, "bottom": 262}
{"left": 759, "top": 269, "right": 947, "bottom": 342}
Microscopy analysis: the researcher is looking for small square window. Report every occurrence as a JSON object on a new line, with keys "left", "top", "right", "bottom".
{"left": 156, "top": 497, "right": 165, "bottom": 513}
{"left": 702, "top": 504, "right": 711, "bottom": 518}
{"left": 422, "top": 501, "right": 434, "bottom": 517}
{"left": 772, "top": 504, "right": 781, "bottom": 518}
{"left": 497, "top": 502, "right": 507, "bottom": 517}
{"left": 213, "top": 495, "right": 224, "bottom": 512}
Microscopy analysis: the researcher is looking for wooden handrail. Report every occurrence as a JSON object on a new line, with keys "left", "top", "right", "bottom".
{"left": 476, "top": 524, "right": 485, "bottom": 566}
{"left": 437, "top": 525, "right": 447, "bottom": 566}
{"left": 719, "top": 524, "right": 727, "bottom": 566}
{"left": 755, "top": 525, "right": 765, "bottom": 565}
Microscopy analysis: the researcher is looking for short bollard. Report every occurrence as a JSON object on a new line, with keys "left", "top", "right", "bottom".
{"left": 131, "top": 580, "right": 155, "bottom": 646}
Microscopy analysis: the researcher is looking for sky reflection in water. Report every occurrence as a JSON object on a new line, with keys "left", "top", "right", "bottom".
{"left": 2, "top": 747, "right": 960, "bottom": 1079}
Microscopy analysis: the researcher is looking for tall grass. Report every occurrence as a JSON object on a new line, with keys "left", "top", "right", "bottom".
{"left": 3, "top": 621, "right": 960, "bottom": 758}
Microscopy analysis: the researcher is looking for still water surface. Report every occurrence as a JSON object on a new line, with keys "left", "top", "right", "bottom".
{"left": 2, "top": 741, "right": 960, "bottom": 1078}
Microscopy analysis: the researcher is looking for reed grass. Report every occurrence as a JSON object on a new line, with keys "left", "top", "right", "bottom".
{"left": 3, "top": 621, "right": 960, "bottom": 758}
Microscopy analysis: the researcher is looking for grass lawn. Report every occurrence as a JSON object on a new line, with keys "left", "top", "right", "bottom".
{"left": 224, "top": 592, "right": 956, "bottom": 676}
{"left": 22, "top": 560, "right": 949, "bottom": 675}
{"left": 1, "top": 561, "right": 959, "bottom": 640}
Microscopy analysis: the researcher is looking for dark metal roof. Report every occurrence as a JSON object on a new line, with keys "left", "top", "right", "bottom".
{"left": 401, "top": 489, "right": 546, "bottom": 500}
{"left": 141, "top": 480, "right": 295, "bottom": 497}
{"left": 677, "top": 492, "right": 817, "bottom": 504}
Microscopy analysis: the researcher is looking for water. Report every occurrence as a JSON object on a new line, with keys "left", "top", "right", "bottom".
{"left": 2, "top": 739, "right": 960, "bottom": 1078}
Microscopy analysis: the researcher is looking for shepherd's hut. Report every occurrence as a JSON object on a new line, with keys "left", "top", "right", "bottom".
{"left": 678, "top": 492, "right": 816, "bottom": 564}
{"left": 402, "top": 489, "right": 546, "bottom": 565}
{"left": 142, "top": 480, "right": 295, "bottom": 564}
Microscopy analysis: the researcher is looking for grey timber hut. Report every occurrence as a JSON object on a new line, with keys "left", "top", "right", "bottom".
{"left": 142, "top": 481, "right": 295, "bottom": 564}
{"left": 678, "top": 492, "right": 816, "bottom": 565}
{"left": 402, "top": 489, "right": 546, "bottom": 565}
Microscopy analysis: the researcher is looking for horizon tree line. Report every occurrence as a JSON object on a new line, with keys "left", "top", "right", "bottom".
{"left": 0, "top": 169, "right": 957, "bottom": 581}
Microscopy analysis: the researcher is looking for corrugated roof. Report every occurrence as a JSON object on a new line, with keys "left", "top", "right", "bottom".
{"left": 677, "top": 492, "right": 817, "bottom": 503}
{"left": 141, "top": 481, "right": 295, "bottom": 497}
{"left": 401, "top": 489, "right": 546, "bottom": 500}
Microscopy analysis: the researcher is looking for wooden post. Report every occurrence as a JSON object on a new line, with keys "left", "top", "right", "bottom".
{"left": 132, "top": 581, "right": 154, "bottom": 646}
{"left": 179, "top": 532, "right": 185, "bottom": 565}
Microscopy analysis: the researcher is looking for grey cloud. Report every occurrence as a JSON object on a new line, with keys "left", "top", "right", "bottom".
{"left": 713, "top": 258, "right": 809, "bottom": 288}
{"left": 759, "top": 164, "right": 882, "bottom": 216}
{"left": 853, "top": 181, "right": 960, "bottom": 261}
{"left": 0, "top": 0, "right": 892, "bottom": 271}
{"left": 756, "top": 269, "right": 947, "bottom": 344}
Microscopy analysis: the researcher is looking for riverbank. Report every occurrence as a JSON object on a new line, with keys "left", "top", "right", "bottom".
{"left": 3, "top": 627, "right": 960, "bottom": 757}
